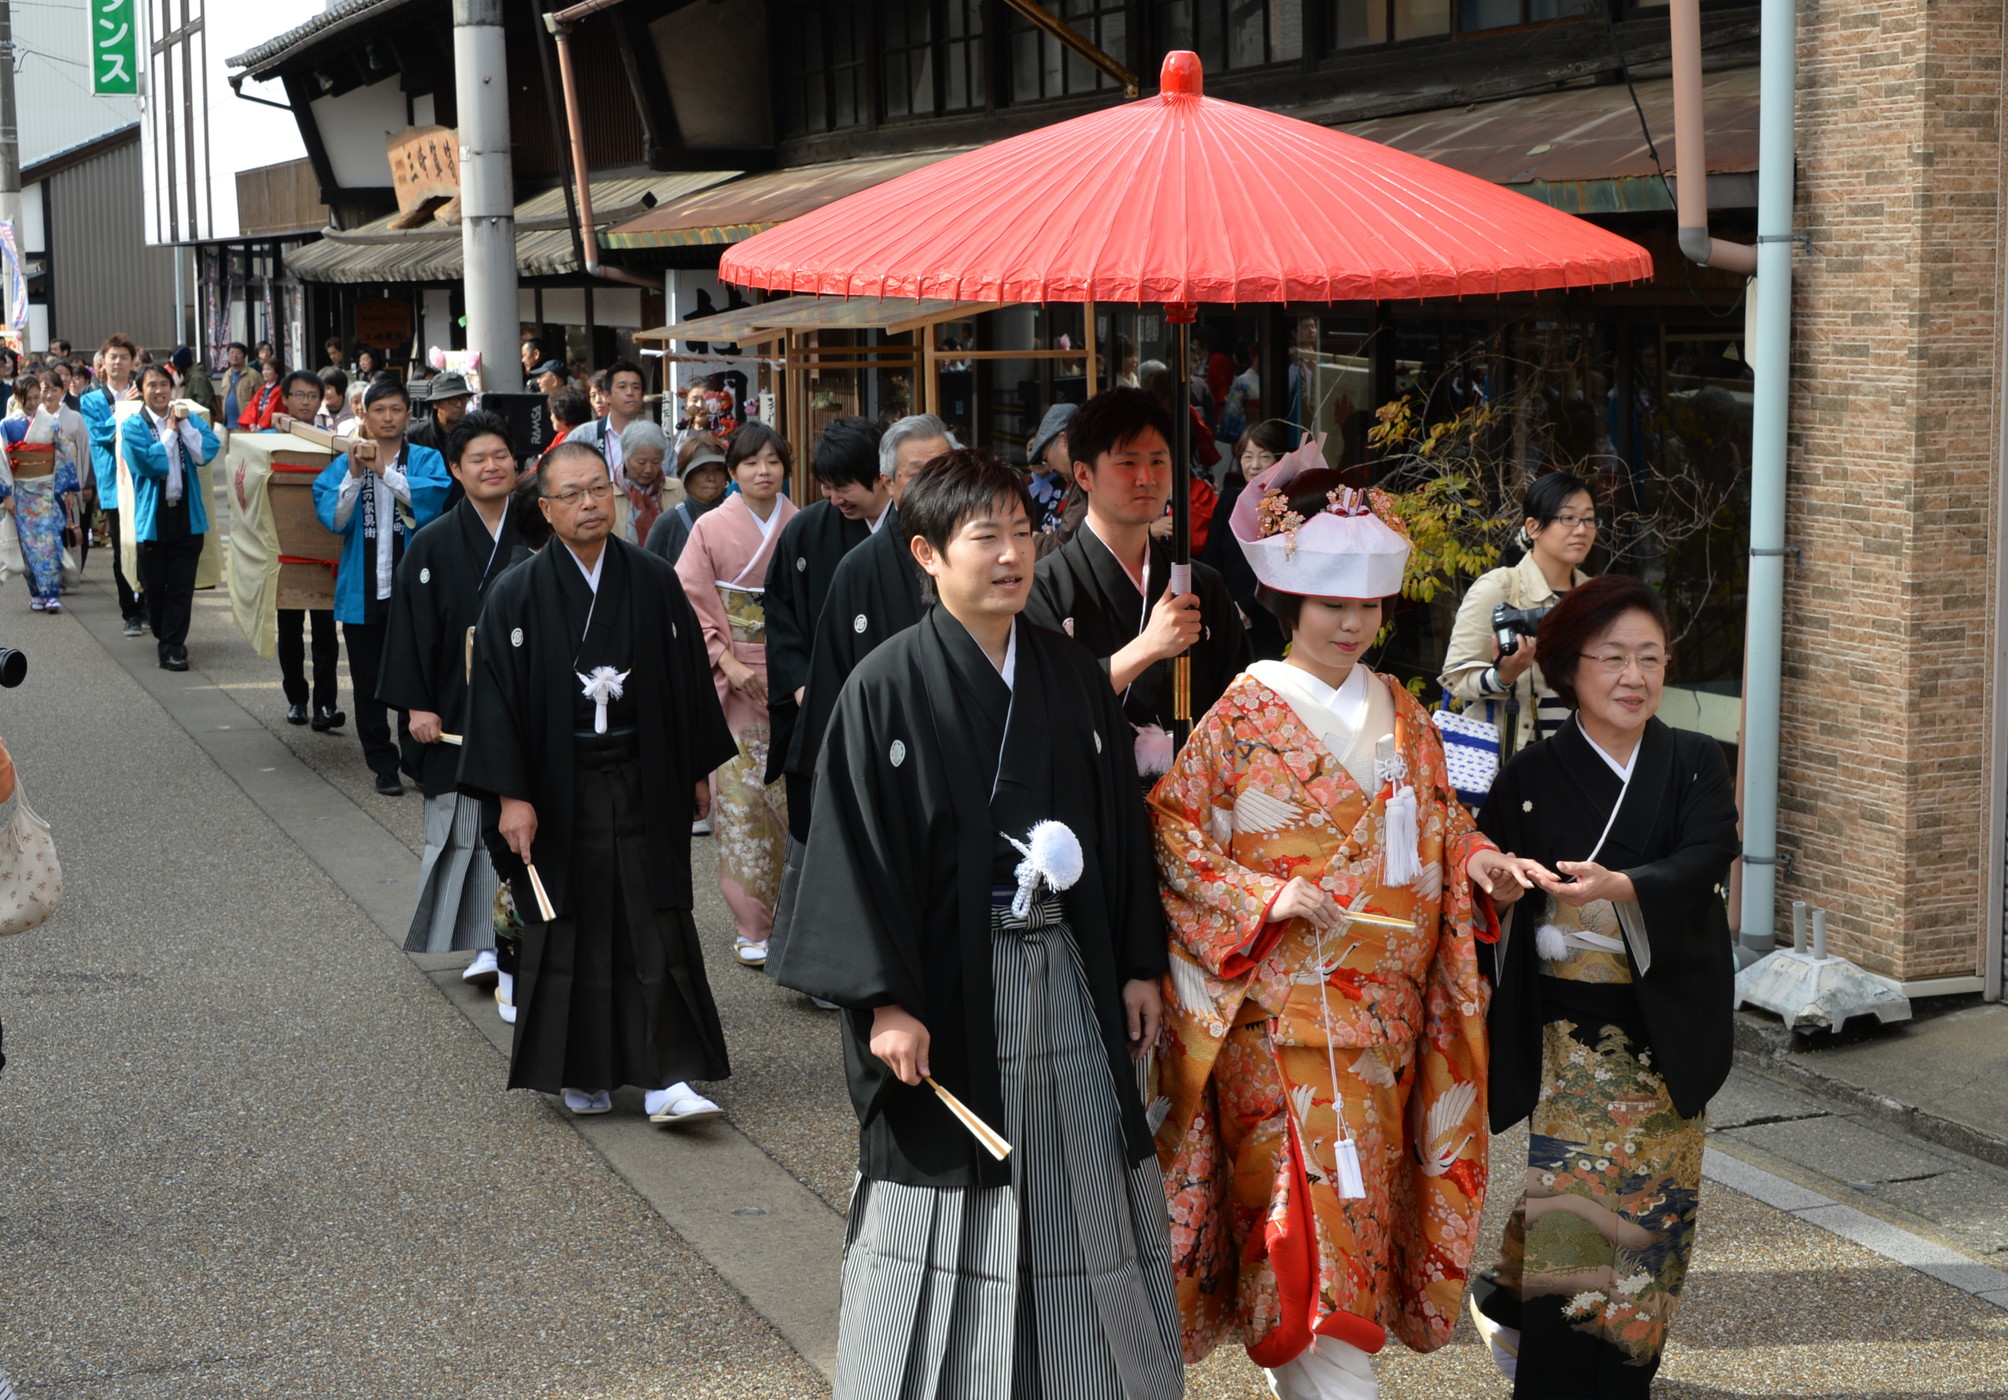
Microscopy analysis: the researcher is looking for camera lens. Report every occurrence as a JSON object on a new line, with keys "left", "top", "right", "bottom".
{"left": 0, "top": 647, "right": 26, "bottom": 688}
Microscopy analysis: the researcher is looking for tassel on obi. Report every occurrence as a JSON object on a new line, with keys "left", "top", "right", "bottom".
{"left": 1134, "top": 723, "right": 1175, "bottom": 778}
{"left": 1003, "top": 820, "right": 1085, "bottom": 920}
{"left": 1374, "top": 734, "right": 1422, "bottom": 888}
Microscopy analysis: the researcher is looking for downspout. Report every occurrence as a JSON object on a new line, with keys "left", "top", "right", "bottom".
{"left": 544, "top": 11, "right": 659, "bottom": 291}
{"left": 1734, "top": 0, "right": 1797, "bottom": 955}
{"left": 1669, "top": 0, "right": 1757, "bottom": 275}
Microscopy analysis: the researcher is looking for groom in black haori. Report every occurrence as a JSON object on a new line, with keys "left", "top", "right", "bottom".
{"left": 458, "top": 441, "right": 738, "bottom": 1124}
{"left": 776, "top": 450, "right": 1183, "bottom": 1400}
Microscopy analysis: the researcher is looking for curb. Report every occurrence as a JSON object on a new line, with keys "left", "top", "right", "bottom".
{"left": 1731, "top": 1011, "right": 2008, "bottom": 1174}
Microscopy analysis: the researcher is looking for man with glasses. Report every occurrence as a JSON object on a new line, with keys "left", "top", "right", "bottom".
{"left": 313, "top": 378, "right": 452, "bottom": 795}
{"left": 458, "top": 441, "right": 738, "bottom": 1124}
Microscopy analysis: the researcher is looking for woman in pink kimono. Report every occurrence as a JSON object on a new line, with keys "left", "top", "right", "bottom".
{"left": 675, "top": 422, "right": 799, "bottom": 967}
{"left": 1149, "top": 436, "right": 1527, "bottom": 1400}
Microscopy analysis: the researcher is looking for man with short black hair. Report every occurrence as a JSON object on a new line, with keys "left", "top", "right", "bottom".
{"left": 1025, "top": 386, "right": 1249, "bottom": 785}
{"left": 81, "top": 332, "right": 146, "bottom": 633}
{"left": 775, "top": 449, "right": 1181, "bottom": 1398}
{"left": 458, "top": 440, "right": 738, "bottom": 1123}
{"left": 218, "top": 342, "right": 257, "bottom": 434}
{"left": 121, "top": 364, "right": 218, "bottom": 671}
{"left": 313, "top": 378, "right": 452, "bottom": 794}
{"left": 565, "top": 358, "right": 647, "bottom": 476}
{"left": 379, "top": 410, "right": 520, "bottom": 957}
{"left": 48, "top": 338, "right": 69, "bottom": 360}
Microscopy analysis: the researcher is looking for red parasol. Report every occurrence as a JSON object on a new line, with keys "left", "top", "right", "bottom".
{"left": 720, "top": 51, "right": 1652, "bottom": 302}
{"left": 720, "top": 52, "right": 1653, "bottom": 736}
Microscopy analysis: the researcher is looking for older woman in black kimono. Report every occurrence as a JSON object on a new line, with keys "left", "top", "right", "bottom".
{"left": 1465, "top": 574, "right": 1739, "bottom": 1399}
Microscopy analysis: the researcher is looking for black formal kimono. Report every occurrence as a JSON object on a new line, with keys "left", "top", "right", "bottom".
{"left": 1024, "top": 523, "right": 1251, "bottom": 773}
{"left": 1472, "top": 715, "right": 1739, "bottom": 1399}
{"left": 778, "top": 609, "right": 1182, "bottom": 1400}
{"left": 781, "top": 508, "right": 928, "bottom": 787}
{"left": 378, "top": 499, "right": 520, "bottom": 953}
{"left": 458, "top": 538, "right": 739, "bottom": 1094}
{"left": 761, "top": 498, "right": 869, "bottom": 789}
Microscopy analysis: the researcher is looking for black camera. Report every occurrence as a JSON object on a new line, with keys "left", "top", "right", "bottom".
{"left": 1492, "top": 604, "right": 1551, "bottom": 658}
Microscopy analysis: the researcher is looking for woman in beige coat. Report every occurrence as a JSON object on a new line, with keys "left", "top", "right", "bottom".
{"left": 1438, "top": 472, "right": 1597, "bottom": 759}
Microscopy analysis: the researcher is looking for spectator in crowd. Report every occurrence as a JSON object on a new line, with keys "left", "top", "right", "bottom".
{"left": 1204, "top": 418, "right": 1298, "bottom": 661}
{"left": 322, "top": 338, "right": 347, "bottom": 373}
{"left": 533, "top": 359, "right": 569, "bottom": 396}
{"left": 123, "top": 364, "right": 218, "bottom": 671}
{"left": 675, "top": 421, "right": 798, "bottom": 970}
{"left": 1023, "top": 401, "right": 1074, "bottom": 534}
{"left": 541, "top": 386, "right": 592, "bottom": 463}
{"left": 519, "top": 338, "right": 545, "bottom": 378}
{"left": 568, "top": 359, "right": 648, "bottom": 477}
{"left": 172, "top": 347, "right": 215, "bottom": 415}
{"left": 614, "top": 418, "right": 677, "bottom": 546}
{"left": 354, "top": 347, "right": 380, "bottom": 380}
{"left": 236, "top": 358, "right": 284, "bottom": 431}
{"left": 318, "top": 369, "right": 354, "bottom": 432}
{"left": 312, "top": 378, "right": 452, "bottom": 795}
{"left": 218, "top": 342, "right": 259, "bottom": 433}
{"left": 642, "top": 432, "right": 728, "bottom": 567}
{"left": 407, "top": 372, "right": 472, "bottom": 456}
{"left": 586, "top": 370, "right": 610, "bottom": 422}
{"left": 49, "top": 338, "right": 70, "bottom": 359}
{"left": 674, "top": 384, "right": 714, "bottom": 449}
{"left": 1438, "top": 471, "right": 1598, "bottom": 764}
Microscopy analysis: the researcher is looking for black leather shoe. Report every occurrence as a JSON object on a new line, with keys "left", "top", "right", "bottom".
{"left": 285, "top": 703, "right": 310, "bottom": 726}
{"left": 159, "top": 655, "right": 189, "bottom": 673}
{"left": 375, "top": 772, "right": 405, "bottom": 797}
{"left": 311, "top": 705, "right": 347, "bottom": 732}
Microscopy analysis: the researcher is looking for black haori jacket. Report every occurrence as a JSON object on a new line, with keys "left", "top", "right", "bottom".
{"left": 456, "top": 538, "right": 736, "bottom": 916}
{"left": 774, "top": 610, "right": 1167, "bottom": 1189}
{"left": 1477, "top": 716, "right": 1740, "bottom": 1128}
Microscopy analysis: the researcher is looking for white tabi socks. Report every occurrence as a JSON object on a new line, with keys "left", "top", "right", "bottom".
{"left": 1265, "top": 1336, "right": 1379, "bottom": 1400}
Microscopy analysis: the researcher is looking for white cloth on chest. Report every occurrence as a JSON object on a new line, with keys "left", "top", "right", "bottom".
{"left": 746, "top": 499, "right": 781, "bottom": 542}
{"left": 868, "top": 500, "right": 892, "bottom": 534}
{"left": 567, "top": 543, "right": 605, "bottom": 594}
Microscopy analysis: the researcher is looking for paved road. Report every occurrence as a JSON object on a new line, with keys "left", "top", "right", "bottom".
{"left": 0, "top": 564, "right": 2001, "bottom": 1398}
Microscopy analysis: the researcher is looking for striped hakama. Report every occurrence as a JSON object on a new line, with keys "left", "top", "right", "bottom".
{"left": 835, "top": 895, "right": 1183, "bottom": 1400}
{"left": 404, "top": 791, "right": 499, "bottom": 954}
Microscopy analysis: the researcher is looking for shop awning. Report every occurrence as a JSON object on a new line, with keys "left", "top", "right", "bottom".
{"left": 601, "top": 149, "right": 975, "bottom": 250}
{"left": 283, "top": 172, "right": 739, "bottom": 285}
{"left": 1333, "top": 65, "right": 1759, "bottom": 215}
{"left": 635, "top": 296, "right": 1002, "bottom": 347}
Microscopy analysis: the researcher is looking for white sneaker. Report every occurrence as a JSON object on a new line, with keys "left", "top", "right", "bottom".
{"left": 647, "top": 1081, "right": 725, "bottom": 1124}
{"left": 691, "top": 815, "right": 713, "bottom": 836}
{"left": 733, "top": 937, "right": 768, "bottom": 968}
{"left": 561, "top": 1088, "right": 612, "bottom": 1114}
{"left": 461, "top": 948, "right": 500, "bottom": 987}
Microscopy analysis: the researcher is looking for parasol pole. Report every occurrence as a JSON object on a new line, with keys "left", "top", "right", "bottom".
{"left": 1167, "top": 303, "right": 1196, "bottom": 748}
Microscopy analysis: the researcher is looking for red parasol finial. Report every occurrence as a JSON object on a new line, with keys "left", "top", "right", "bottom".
{"left": 1160, "top": 51, "right": 1202, "bottom": 99}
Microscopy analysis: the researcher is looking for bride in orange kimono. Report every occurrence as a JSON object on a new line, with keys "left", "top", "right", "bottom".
{"left": 1149, "top": 438, "right": 1527, "bottom": 1400}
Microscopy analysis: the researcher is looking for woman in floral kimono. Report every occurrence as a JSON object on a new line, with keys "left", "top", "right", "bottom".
{"left": 1150, "top": 437, "right": 1527, "bottom": 1400}
{"left": 674, "top": 421, "right": 798, "bottom": 968}
{"left": 1, "top": 371, "right": 81, "bottom": 613}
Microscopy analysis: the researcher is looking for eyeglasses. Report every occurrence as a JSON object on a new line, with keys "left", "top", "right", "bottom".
{"left": 1553, "top": 513, "right": 1600, "bottom": 532}
{"left": 1579, "top": 651, "right": 1666, "bottom": 675}
{"left": 542, "top": 481, "right": 616, "bottom": 506}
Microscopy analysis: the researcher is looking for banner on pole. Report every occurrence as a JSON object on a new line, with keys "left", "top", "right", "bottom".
{"left": 91, "top": 0, "right": 138, "bottom": 96}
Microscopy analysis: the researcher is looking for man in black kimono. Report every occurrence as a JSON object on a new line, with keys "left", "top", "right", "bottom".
{"left": 776, "top": 450, "right": 1182, "bottom": 1400}
{"left": 1024, "top": 387, "right": 1251, "bottom": 785}
{"left": 458, "top": 442, "right": 739, "bottom": 1124}
{"left": 379, "top": 411, "right": 519, "bottom": 971}
{"left": 764, "top": 415, "right": 949, "bottom": 978}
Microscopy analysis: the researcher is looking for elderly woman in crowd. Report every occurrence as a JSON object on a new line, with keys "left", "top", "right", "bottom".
{"left": 614, "top": 419, "right": 680, "bottom": 547}
{"left": 1466, "top": 573, "right": 1738, "bottom": 1399}
{"left": 1151, "top": 436, "right": 1518, "bottom": 1400}
{"left": 644, "top": 432, "right": 730, "bottom": 567}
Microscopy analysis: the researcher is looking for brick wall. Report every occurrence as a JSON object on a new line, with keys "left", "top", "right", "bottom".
{"left": 1783, "top": 0, "right": 2003, "bottom": 979}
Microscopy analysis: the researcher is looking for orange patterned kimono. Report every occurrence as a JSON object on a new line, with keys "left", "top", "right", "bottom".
{"left": 1149, "top": 668, "right": 1494, "bottom": 1369}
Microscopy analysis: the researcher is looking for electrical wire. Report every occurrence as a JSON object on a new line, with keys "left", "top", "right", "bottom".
{"left": 1603, "top": 9, "right": 1748, "bottom": 322}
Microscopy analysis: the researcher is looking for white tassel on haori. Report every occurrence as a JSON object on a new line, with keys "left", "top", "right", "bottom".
{"left": 1374, "top": 735, "right": 1422, "bottom": 887}
{"left": 576, "top": 666, "right": 631, "bottom": 735}
{"left": 1004, "top": 820, "right": 1085, "bottom": 919}
{"left": 1133, "top": 724, "right": 1176, "bottom": 778}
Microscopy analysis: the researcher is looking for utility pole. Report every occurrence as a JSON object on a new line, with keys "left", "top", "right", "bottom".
{"left": 0, "top": 0, "right": 23, "bottom": 341}
{"left": 453, "top": 0, "right": 521, "bottom": 392}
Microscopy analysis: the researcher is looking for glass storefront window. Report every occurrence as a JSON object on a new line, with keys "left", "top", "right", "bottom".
{"left": 932, "top": 305, "right": 1091, "bottom": 459}
{"left": 1013, "top": 0, "right": 1128, "bottom": 102}
{"left": 1157, "top": 0, "right": 1303, "bottom": 72}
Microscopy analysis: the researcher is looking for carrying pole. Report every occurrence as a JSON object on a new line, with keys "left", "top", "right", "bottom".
{"left": 452, "top": 0, "right": 522, "bottom": 392}
{"left": 1168, "top": 304, "right": 1195, "bottom": 747}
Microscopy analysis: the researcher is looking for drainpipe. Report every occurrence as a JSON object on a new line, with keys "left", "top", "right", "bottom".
{"left": 544, "top": 12, "right": 659, "bottom": 291}
{"left": 1669, "top": 0, "right": 1757, "bottom": 275}
{"left": 1735, "top": 0, "right": 1797, "bottom": 955}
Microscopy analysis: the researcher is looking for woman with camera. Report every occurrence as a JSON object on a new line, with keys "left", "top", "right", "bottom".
{"left": 1439, "top": 472, "right": 1599, "bottom": 761}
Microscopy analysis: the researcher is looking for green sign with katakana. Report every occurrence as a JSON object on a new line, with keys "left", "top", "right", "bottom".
{"left": 91, "top": 0, "right": 137, "bottom": 96}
